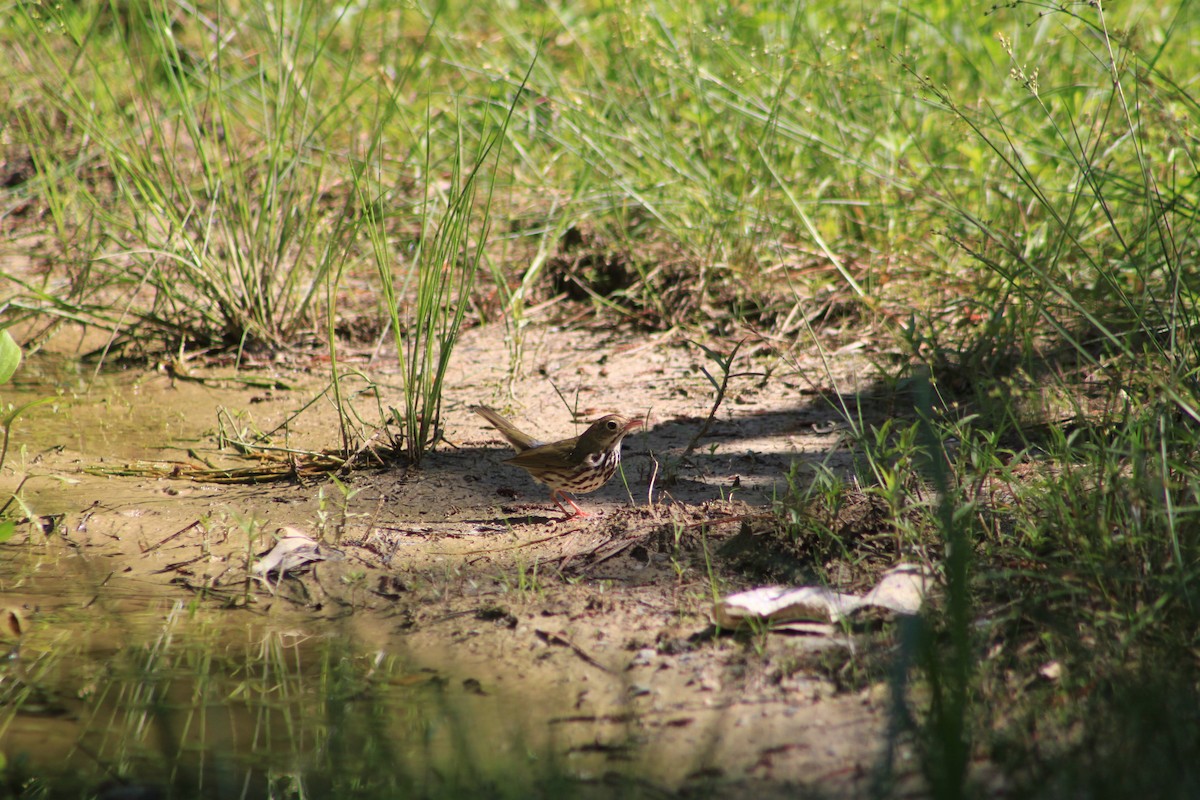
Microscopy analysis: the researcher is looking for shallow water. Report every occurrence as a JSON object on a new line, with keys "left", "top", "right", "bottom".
{"left": 2, "top": 552, "right": 596, "bottom": 799}
{"left": 6, "top": 354, "right": 228, "bottom": 464}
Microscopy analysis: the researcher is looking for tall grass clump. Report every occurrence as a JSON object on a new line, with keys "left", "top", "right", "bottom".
{"left": 5, "top": 0, "right": 530, "bottom": 460}
{"left": 354, "top": 77, "right": 526, "bottom": 462}
{"left": 8, "top": 0, "right": 371, "bottom": 356}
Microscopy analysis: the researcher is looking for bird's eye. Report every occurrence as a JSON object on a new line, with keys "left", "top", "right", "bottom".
{"left": 607, "top": 420, "right": 619, "bottom": 430}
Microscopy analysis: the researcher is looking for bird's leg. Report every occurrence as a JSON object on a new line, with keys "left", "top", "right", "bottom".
{"left": 551, "top": 490, "right": 590, "bottom": 518}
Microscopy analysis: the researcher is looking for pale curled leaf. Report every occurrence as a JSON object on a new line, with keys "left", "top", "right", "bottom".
{"left": 859, "top": 563, "right": 931, "bottom": 613}
{"left": 713, "top": 585, "right": 858, "bottom": 628}
{"left": 712, "top": 563, "right": 931, "bottom": 631}
{"left": 253, "top": 527, "right": 345, "bottom": 576}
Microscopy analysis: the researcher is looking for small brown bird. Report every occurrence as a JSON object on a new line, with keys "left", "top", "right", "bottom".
{"left": 472, "top": 405, "right": 643, "bottom": 517}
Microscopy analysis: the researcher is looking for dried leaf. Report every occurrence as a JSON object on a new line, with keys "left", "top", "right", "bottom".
{"left": 712, "top": 563, "right": 932, "bottom": 631}
{"left": 253, "top": 527, "right": 344, "bottom": 576}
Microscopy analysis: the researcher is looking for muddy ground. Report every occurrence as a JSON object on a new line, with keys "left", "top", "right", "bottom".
{"left": 2, "top": 320, "right": 924, "bottom": 797}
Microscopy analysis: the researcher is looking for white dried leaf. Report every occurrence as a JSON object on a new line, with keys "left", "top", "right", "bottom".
{"left": 712, "top": 563, "right": 932, "bottom": 632}
{"left": 253, "top": 527, "right": 344, "bottom": 576}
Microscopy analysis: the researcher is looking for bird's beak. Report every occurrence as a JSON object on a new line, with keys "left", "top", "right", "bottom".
{"left": 624, "top": 418, "right": 645, "bottom": 433}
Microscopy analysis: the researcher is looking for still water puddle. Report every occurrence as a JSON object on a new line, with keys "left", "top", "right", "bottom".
{"left": 1, "top": 556, "right": 609, "bottom": 800}
{"left": 5, "top": 354, "right": 235, "bottom": 464}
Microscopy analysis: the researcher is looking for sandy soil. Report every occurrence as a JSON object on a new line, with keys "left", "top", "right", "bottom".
{"left": 1, "top": 320, "right": 921, "bottom": 797}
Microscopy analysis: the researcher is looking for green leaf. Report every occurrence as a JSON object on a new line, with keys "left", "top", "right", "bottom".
{"left": 0, "top": 520, "right": 15, "bottom": 543}
{"left": 0, "top": 330, "right": 20, "bottom": 384}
